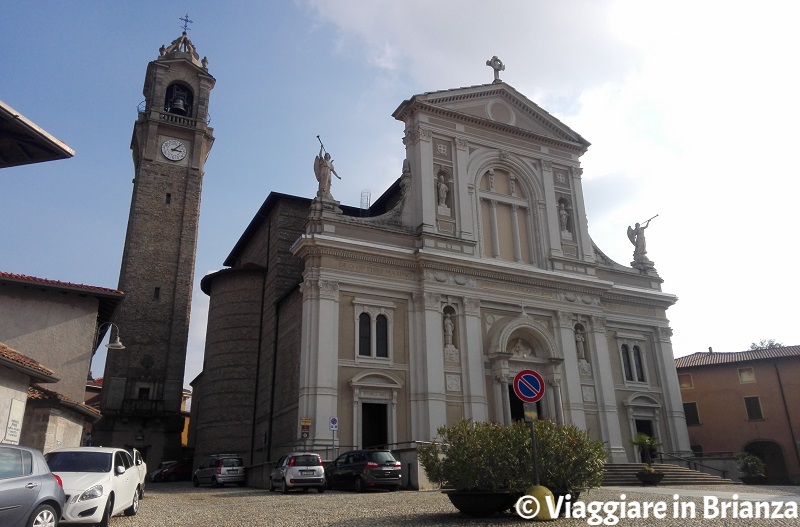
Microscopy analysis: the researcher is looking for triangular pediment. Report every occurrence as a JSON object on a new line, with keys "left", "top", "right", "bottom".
{"left": 394, "top": 83, "right": 589, "bottom": 150}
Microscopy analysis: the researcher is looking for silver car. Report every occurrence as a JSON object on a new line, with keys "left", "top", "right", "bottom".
{"left": 193, "top": 454, "right": 245, "bottom": 487}
{"left": 269, "top": 452, "right": 325, "bottom": 493}
{"left": 0, "top": 443, "right": 65, "bottom": 527}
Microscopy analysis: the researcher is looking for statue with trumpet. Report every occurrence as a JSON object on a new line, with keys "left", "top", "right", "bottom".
{"left": 627, "top": 214, "right": 658, "bottom": 267}
{"left": 313, "top": 135, "right": 341, "bottom": 199}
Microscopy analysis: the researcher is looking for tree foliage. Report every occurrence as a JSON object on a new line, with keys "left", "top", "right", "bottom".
{"left": 749, "top": 339, "right": 783, "bottom": 350}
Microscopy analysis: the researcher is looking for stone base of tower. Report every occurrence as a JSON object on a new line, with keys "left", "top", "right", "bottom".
{"left": 93, "top": 415, "right": 185, "bottom": 467}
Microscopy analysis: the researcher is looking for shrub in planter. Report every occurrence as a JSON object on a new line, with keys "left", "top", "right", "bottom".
{"left": 532, "top": 419, "right": 606, "bottom": 495}
{"left": 736, "top": 452, "right": 767, "bottom": 484}
{"left": 418, "top": 419, "right": 607, "bottom": 516}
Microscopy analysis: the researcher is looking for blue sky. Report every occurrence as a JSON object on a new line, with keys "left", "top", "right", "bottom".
{"left": 3, "top": 1, "right": 799, "bottom": 389}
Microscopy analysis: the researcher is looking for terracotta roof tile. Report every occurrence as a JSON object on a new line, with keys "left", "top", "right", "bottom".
{"left": 28, "top": 385, "right": 101, "bottom": 416}
{"left": 675, "top": 345, "right": 800, "bottom": 369}
{"left": 0, "top": 271, "right": 122, "bottom": 295}
{"left": 0, "top": 341, "right": 57, "bottom": 379}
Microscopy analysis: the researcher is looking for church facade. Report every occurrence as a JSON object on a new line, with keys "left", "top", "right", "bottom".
{"left": 191, "top": 63, "right": 691, "bottom": 470}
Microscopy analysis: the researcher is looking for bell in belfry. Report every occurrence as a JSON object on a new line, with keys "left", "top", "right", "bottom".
{"left": 169, "top": 95, "right": 187, "bottom": 115}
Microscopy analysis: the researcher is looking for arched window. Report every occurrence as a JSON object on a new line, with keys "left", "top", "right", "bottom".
{"left": 633, "top": 346, "right": 645, "bottom": 382}
{"left": 621, "top": 344, "right": 633, "bottom": 381}
{"left": 358, "top": 313, "right": 371, "bottom": 356}
{"left": 477, "top": 167, "right": 536, "bottom": 265}
{"left": 353, "top": 299, "right": 395, "bottom": 360}
{"left": 376, "top": 315, "right": 388, "bottom": 358}
{"left": 164, "top": 83, "right": 194, "bottom": 117}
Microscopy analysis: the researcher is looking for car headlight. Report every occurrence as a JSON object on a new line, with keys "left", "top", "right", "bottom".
{"left": 79, "top": 485, "right": 104, "bottom": 501}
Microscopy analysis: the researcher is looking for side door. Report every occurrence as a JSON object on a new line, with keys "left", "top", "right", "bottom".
{"left": 271, "top": 456, "right": 285, "bottom": 485}
{"left": 327, "top": 454, "right": 346, "bottom": 487}
{"left": 111, "top": 451, "right": 135, "bottom": 514}
{"left": 0, "top": 447, "right": 39, "bottom": 527}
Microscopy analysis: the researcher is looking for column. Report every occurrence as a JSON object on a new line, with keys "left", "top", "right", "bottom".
{"left": 589, "top": 316, "right": 627, "bottom": 463}
{"left": 511, "top": 205, "right": 522, "bottom": 262}
{"left": 410, "top": 292, "right": 447, "bottom": 440}
{"left": 653, "top": 326, "right": 692, "bottom": 455}
{"left": 298, "top": 278, "right": 340, "bottom": 448}
{"left": 555, "top": 311, "right": 586, "bottom": 429}
{"left": 461, "top": 298, "right": 488, "bottom": 421}
{"left": 489, "top": 200, "right": 500, "bottom": 257}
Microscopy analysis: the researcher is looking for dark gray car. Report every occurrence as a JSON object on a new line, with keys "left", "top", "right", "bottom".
{"left": 325, "top": 450, "right": 401, "bottom": 492}
{"left": 0, "top": 443, "right": 65, "bottom": 527}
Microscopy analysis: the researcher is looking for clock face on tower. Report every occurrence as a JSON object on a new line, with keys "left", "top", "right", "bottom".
{"left": 161, "top": 139, "right": 188, "bottom": 161}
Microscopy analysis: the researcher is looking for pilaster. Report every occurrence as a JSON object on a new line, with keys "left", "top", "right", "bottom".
{"left": 589, "top": 315, "right": 627, "bottom": 463}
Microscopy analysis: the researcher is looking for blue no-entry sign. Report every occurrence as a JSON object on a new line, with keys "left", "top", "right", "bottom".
{"left": 513, "top": 369, "right": 545, "bottom": 403}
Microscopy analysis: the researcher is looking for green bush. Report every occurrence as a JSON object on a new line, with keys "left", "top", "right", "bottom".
{"left": 736, "top": 452, "right": 766, "bottom": 478}
{"left": 418, "top": 418, "right": 607, "bottom": 494}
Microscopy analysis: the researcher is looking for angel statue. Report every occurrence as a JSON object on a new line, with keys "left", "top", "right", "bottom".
{"left": 313, "top": 143, "right": 341, "bottom": 198}
{"left": 627, "top": 215, "right": 658, "bottom": 263}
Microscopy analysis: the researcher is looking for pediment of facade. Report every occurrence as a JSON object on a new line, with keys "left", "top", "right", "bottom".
{"left": 395, "top": 83, "right": 589, "bottom": 149}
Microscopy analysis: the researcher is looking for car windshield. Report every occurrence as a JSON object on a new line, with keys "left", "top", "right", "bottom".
{"left": 369, "top": 451, "right": 396, "bottom": 463}
{"left": 291, "top": 455, "right": 320, "bottom": 467}
{"left": 46, "top": 451, "right": 112, "bottom": 473}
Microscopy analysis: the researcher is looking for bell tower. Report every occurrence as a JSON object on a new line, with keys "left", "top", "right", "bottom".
{"left": 96, "top": 31, "right": 215, "bottom": 464}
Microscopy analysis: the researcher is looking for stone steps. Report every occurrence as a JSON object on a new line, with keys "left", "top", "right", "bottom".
{"left": 603, "top": 463, "right": 737, "bottom": 486}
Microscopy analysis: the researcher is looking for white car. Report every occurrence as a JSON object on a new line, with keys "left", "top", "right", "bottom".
{"left": 45, "top": 447, "right": 142, "bottom": 526}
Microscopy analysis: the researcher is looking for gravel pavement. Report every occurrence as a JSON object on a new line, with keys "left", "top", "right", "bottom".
{"left": 107, "top": 482, "right": 800, "bottom": 527}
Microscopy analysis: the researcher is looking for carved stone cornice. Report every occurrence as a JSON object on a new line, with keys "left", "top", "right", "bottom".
{"left": 657, "top": 326, "right": 673, "bottom": 342}
{"left": 463, "top": 297, "right": 481, "bottom": 315}
{"left": 403, "top": 126, "right": 432, "bottom": 146}
{"left": 318, "top": 279, "right": 339, "bottom": 300}
{"left": 455, "top": 137, "right": 469, "bottom": 150}
{"left": 541, "top": 160, "right": 553, "bottom": 171}
{"left": 424, "top": 292, "right": 442, "bottom": 310}
{"left": 557, "top": 311, "right": 574, "bottom": 327}
{"left": 590, "top": 315, "right": 607, "bottom": 334}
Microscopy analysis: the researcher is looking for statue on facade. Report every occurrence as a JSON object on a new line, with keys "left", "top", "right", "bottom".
{"left": 314, "top": 137, "right": 341, "bottom": 198}
{"left": 627, "top": 215, "right": 658, "bottom": 267}
{"left": 559, "top": 202, "right": 571, "bottom": 238}
{"left": 575, "top": 330, "right": 586, "bottom": 360}
{"left": 437, "top": 174, "right": 449, "bottom": 207}
{"left": 443, "top": 313, "right": 454, "bottom": 347}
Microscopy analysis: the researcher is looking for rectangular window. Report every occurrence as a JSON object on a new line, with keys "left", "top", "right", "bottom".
{"left": 375, "top": 315, "right": 388, "bottom": 358}
{"left": 138, "top": 387, "right": 150, "bottom": 400}
{"left": 358, "top": 313, "right": 371, "bottom": 356}
{"left": 678, "top": 373, "right": 694, "bottom": 389}
{"left": 738, "top": 367, "right": 756, "bottom": 384}
{"left": 165, "top": 193, "right": 172, "bottom": 204}
{"left": 621, "top": 346, "right": 633, "bottom": 381}
{"left": 690, "top": 445, "right": 704, "bottom": 457}
{"left": 744, "top": 396, "right": 764, "bottom": 420}
{"left": 684, "top": 402, "right": 700, "bottom": 426}
{"left": 153, "top": 287, "right": 161, "bottom": 300}
{"left": 633, "top": 346, "right": 646, "bottom": 382}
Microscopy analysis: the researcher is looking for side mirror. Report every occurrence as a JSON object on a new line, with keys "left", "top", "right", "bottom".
{"left": 116, "top": 465, "right": 125, "bottom": 475}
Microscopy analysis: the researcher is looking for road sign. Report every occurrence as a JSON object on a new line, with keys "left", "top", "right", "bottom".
{"left": 330, "top": 417, "right": 338, "bottom": 431}
{"left": 513, "top": 369, "right": 545, "bottom": 404}
{"left": 300, "top": 417, "right": 312, "bottom": 427}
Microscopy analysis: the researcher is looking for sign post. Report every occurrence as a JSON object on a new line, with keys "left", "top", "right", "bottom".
{"left": 511, "top": 368, "right": 555, "bottom": 520}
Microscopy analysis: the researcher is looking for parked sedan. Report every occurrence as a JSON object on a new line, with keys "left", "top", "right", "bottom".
{"left": 0, "top": 443, "right": 65, "bottom": 527}
{"left": 325, "top": 450, "right": 401, "bottom": 492}
{"left": 269, "top": 453, "right": 325, "bottom": 493}
{"left": 147, "top": 461, "right": 176, "bottom": 483}
{"left": 45, "top": 447, "right": 142, "bottom": 526}
{"left": 155, "top": 459, "right": 192, "bottom": 482}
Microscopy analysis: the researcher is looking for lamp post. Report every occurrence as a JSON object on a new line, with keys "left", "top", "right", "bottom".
{"left": 98, "top": 322, "right": 126, "bottom": 350}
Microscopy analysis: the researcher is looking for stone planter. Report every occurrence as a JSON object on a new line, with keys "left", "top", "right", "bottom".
{"left": 444, "top": 490, "right": 519, "bottom": 517}
{"left": 636, "top": 472, "right": 664, "bottom": 486}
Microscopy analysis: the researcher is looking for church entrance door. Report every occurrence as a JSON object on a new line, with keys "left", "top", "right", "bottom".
{"left": 362, "top": 403, "right": 388, "bottom": 448}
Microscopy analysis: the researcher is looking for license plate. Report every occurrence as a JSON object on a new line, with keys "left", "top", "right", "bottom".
{"left": 300, "top": 470, "right": 313, "bottom": 475}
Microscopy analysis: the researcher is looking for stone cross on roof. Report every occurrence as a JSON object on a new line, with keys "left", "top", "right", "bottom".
{"left": 486, "top": 55, "right": 505, "bottom": 83}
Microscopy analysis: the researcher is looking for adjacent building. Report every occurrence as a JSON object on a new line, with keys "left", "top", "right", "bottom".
{"left": 0, "top": 272, "right": 122, "bottom": 451}
{"left": 676, "top": 346, "right": 800, "bottom": 484}
{"left": 191, "top": 61, "right": 691, "bottom": 477}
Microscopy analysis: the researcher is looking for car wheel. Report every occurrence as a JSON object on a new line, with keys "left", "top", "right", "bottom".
{"left": 97, "top": 497, "right": 113, "bottom": 527}
{"left": 193, "top": 476, "right": 200, "bottom": 487}
{"left": 26, "top": 503, "right": 57, "bottom": 527}
{"left": 281, "top": 479, "right": 289, "bottom": 494}
{"left": 354, "top": 476, "right": 365, "bottom": 493}
{"left": 317, "top": 487, "right": 325, "bottom": 494}
{"left": 124, "top": 486, "right": 140, "bottom": 516}
{"left": 211, "top": 477, "right": 220, "bottom": 488}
